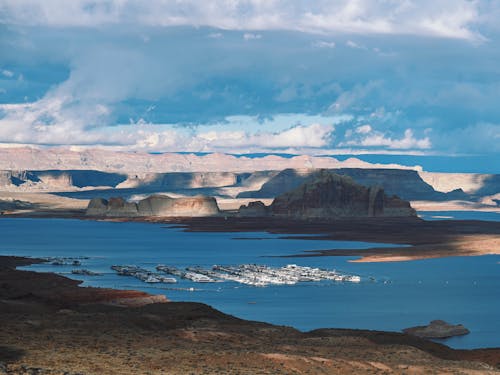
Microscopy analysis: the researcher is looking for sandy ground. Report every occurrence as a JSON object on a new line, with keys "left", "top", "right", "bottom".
{"left": 411, "top": 200, "right": 500, "bottom": 212}
{"left": 1, "top": 256, "right": 499, "bottom": 375}
{"left": 0, "top": 191, "right": 88, "bottom": 212}
{"left": 216, "top": 198, "right": 274, "bottom": 211}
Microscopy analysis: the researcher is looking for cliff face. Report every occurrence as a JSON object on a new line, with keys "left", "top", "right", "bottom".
{"left": 0, "top": 170, "right": 127, "bottom": 189}
{"left": 137, "top": 195, "right": 220, "bottom": 217}
{"left": 0, "top": 147, "right": 420, "bottom": 173}
{"left": 239, "top": 168, "right": 470, "bottom": 201}
{"left": 86, "top": 195, "right": 219, "bottom": 217}
{"left": 237, "top": 200, "right": 269, "bottom": 217}
{"left": 117, "top": 172, "right": 240, "bottom": 190}
{"left": 269, "top": 171, "right": 416, "bottom": 218}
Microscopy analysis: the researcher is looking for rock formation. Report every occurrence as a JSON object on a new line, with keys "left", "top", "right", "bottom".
{"left": 269, "top": 170, "right": 416, "bottom": 218}
{"left": 237, "top": 200, "right": 269, "bottom": 217}
{"left": 403, "top": 320, "right": 470, "bottom": 339}
{"left": 0, "top": 199, "right": 33, "bottom": 212}
{"left": 238, "top": 168, "right": 470, "bottom": 201}
{"left": 0, "top": 147, "right": 420, "bottom": 173}
{"left": 86, "top": 195, "right": 219, "bottom": 217}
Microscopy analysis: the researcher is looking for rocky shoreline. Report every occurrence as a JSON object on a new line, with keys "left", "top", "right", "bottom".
{"left": 1, "top": 256, "right": 499, "bottom": 374}
{"left": 3, "top": 212, "right": 500, "bottom": 263}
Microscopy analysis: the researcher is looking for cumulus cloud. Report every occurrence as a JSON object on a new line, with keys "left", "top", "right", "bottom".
{"left": 312, "top": 41, "right": 336, "bottom": 48}
{"left": 0, "top": 91, "right": 342, "bottom": 153}
{"left": 346, "top": 40, "right": 364, "bottom": 49}
{"left": 343, "top": 127, "right": 431, "bottom": 150}
{"left": 197, "top": 123, "right": 334, "bottom": 149}
{"left": 207, "top": 32, "right": 223, "bottom": 39}
{"left": 355, "top": 124, "right": 372, "bottom": 134}
{"left": 1, "top": 1, "right": 499, "bottom": 157}
{"left": 1, "top": 69, "right": 14, "bottom": 78}
{"left": 243, "top": 33, "right": 262, "bottom": 40}
{"left": 0, "top": 0, "right": 487, "bottom": 41}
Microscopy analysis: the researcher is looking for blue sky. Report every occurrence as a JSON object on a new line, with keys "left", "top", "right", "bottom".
{"left": 0, "top": 1, "right": 499, "bottom": 163}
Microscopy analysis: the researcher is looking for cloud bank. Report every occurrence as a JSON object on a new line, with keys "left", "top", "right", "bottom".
{"left": 0, "top": 1, "right": 499, "bottom": 157}
{"left": 0, "top": 0, "right": 486, "bottom": 41}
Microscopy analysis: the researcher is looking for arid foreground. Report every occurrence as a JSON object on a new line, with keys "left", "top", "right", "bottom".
{"left": 1, "top": 256, "right": 499, "bottom": 375}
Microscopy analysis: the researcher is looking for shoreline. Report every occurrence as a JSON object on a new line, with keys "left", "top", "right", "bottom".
{"left": 2, "top": 212, "right": 500, "bottom": 263}
{"left": 1, "top": 255, "right": 499, "bottom": 373}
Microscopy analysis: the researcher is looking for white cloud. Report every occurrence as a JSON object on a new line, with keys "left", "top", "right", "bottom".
{"left": 207, "top": 32, "right": 223, "bottom": 39}
{"left": 346, "top": 40, "right": 364, "bottom": 49}
{"left": 190, "top": 123, "right": 334, "bottom": 151}
{"left": 0, "top": 90, "right": 342, "bottom": 152}
{"left": 355, "top": 124, "right": 372, "bottom": 134}
{"left": 1, "top": 69, "right": 14, "bottom": 78}
{"left": 243, "top": 33, "right": 262, "bottom": 40}
{"left": 348, "top": 128, "right": 431, "bottom": 149}
{"left": 312, "top": 41, "right": 336, "bottom": 48}
{"left": 0, "top": 0, "right": 487, "bottom": 41}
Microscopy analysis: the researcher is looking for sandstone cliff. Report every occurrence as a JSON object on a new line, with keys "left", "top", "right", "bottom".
{"left": 269, "top": 170, "right": 416, "bottom": 218}
{"left": 238, "top": 168, "right": 470, "bottom": 201}
{"left": 86, "top": 195, "right": 219, "bottom": 217}
{"left": 237, "top": 200, "right": 269, "bottom": 217}
{"left": 0, "top": 147, "right": 420, "bottom": 173}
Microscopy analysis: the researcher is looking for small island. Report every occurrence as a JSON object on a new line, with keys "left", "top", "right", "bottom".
{"left": 403, "top": 320, "right": 471, "bottom": 339}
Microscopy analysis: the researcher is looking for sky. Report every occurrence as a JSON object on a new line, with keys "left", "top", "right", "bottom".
{"left": 0, "top": 0, "right": 500, "bottom": 167}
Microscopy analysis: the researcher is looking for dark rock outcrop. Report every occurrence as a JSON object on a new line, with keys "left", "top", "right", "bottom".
{"left": 403, "top": 320, "right": 470, "bottom": 339}
{"left": 86, "top": 195, "right": 219, "bottom": 217}
{"left": 238, "top": 201, "right": 269, "bottom": 217}
{"left": 269, "top": 170, "right": 416, "bottom": 218}
{"left": 0, "top": 199, "right": 33, "bottom": 212}
{"left": 86, "top": 196, "right": 140, "bottom": 217}
{"left": 238, "top": 168, "right": 471, "bottom": 201}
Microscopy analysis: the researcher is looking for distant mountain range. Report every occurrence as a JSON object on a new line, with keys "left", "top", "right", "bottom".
{"left": 0, "top": 147, "right": 498, "bottom": 204}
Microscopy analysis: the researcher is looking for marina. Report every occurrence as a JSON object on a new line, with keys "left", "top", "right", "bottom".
{"left": 111, "top": 265, "right": 177, "bottom": 283}
{"left": 113, "top": 263, "right": 362, "bottom": 287}
{"left": 3, "top": 218, "right": 499, "bottom": 349}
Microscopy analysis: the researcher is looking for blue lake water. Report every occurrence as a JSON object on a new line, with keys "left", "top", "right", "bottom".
{"left": 1, "top": 217, "right": 498, "bottom": 349}
{"left": 419, "top": 211, "right": 500, "bottom": 222}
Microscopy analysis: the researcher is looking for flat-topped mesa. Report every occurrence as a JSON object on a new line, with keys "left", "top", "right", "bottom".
{"left": 268, "top": 170, "right": 417, "bottom": 219}
{"left": 86, "top": 195, "right": 220, "bottom": 217}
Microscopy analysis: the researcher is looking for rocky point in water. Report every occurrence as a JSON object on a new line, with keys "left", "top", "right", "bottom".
{"left": 86, "top": 194, "right": 220, "bottom": 217}
{"left": 403, "top": 320, "right": 470, "bottom": 339}
{"left": 239, "top": 170, "right": 416, "bottom": 219}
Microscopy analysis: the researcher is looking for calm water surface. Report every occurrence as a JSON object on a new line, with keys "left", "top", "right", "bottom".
{"left": 1, "top": 217, "right": 498, "bottom": 349}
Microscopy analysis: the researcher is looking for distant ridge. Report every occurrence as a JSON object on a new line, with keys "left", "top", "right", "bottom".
{"left": 0, "top": 147, "right": 420, "bottom": 173}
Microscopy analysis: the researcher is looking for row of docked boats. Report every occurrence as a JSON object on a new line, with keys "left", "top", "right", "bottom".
{"left": 110, "top": 263, "right": 361, "bottom": 287}
{"left": 210, "top": 264, "right": 361, "bottom": 286}
{"left": 43, "top": 256, "right": 88, "bottom": 266}
{"left": 111, "top": 265, "right": 177, "bottom": 283}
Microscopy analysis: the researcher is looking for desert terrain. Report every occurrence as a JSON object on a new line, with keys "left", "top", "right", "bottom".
{"left": 1, "top": 256, "right": 499, "bottom": 375}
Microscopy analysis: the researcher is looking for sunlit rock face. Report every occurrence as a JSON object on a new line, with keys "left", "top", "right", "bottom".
{"left": 86, "top": 195, "right": 219, "bottom": 217}
{"left": 137, "top": 195, "right": 220, "bottom": 217}
{"left": 269, "top": 170, "right": 417, "bottom": 219}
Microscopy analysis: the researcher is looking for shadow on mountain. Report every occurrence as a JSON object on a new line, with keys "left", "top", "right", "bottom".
{"left": 238, "top": 168, "right": 471, "bottom": 201}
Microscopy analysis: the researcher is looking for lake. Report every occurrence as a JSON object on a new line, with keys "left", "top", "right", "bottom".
{"left": 1, "top": 216, "right": 498, "bottom": 349}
